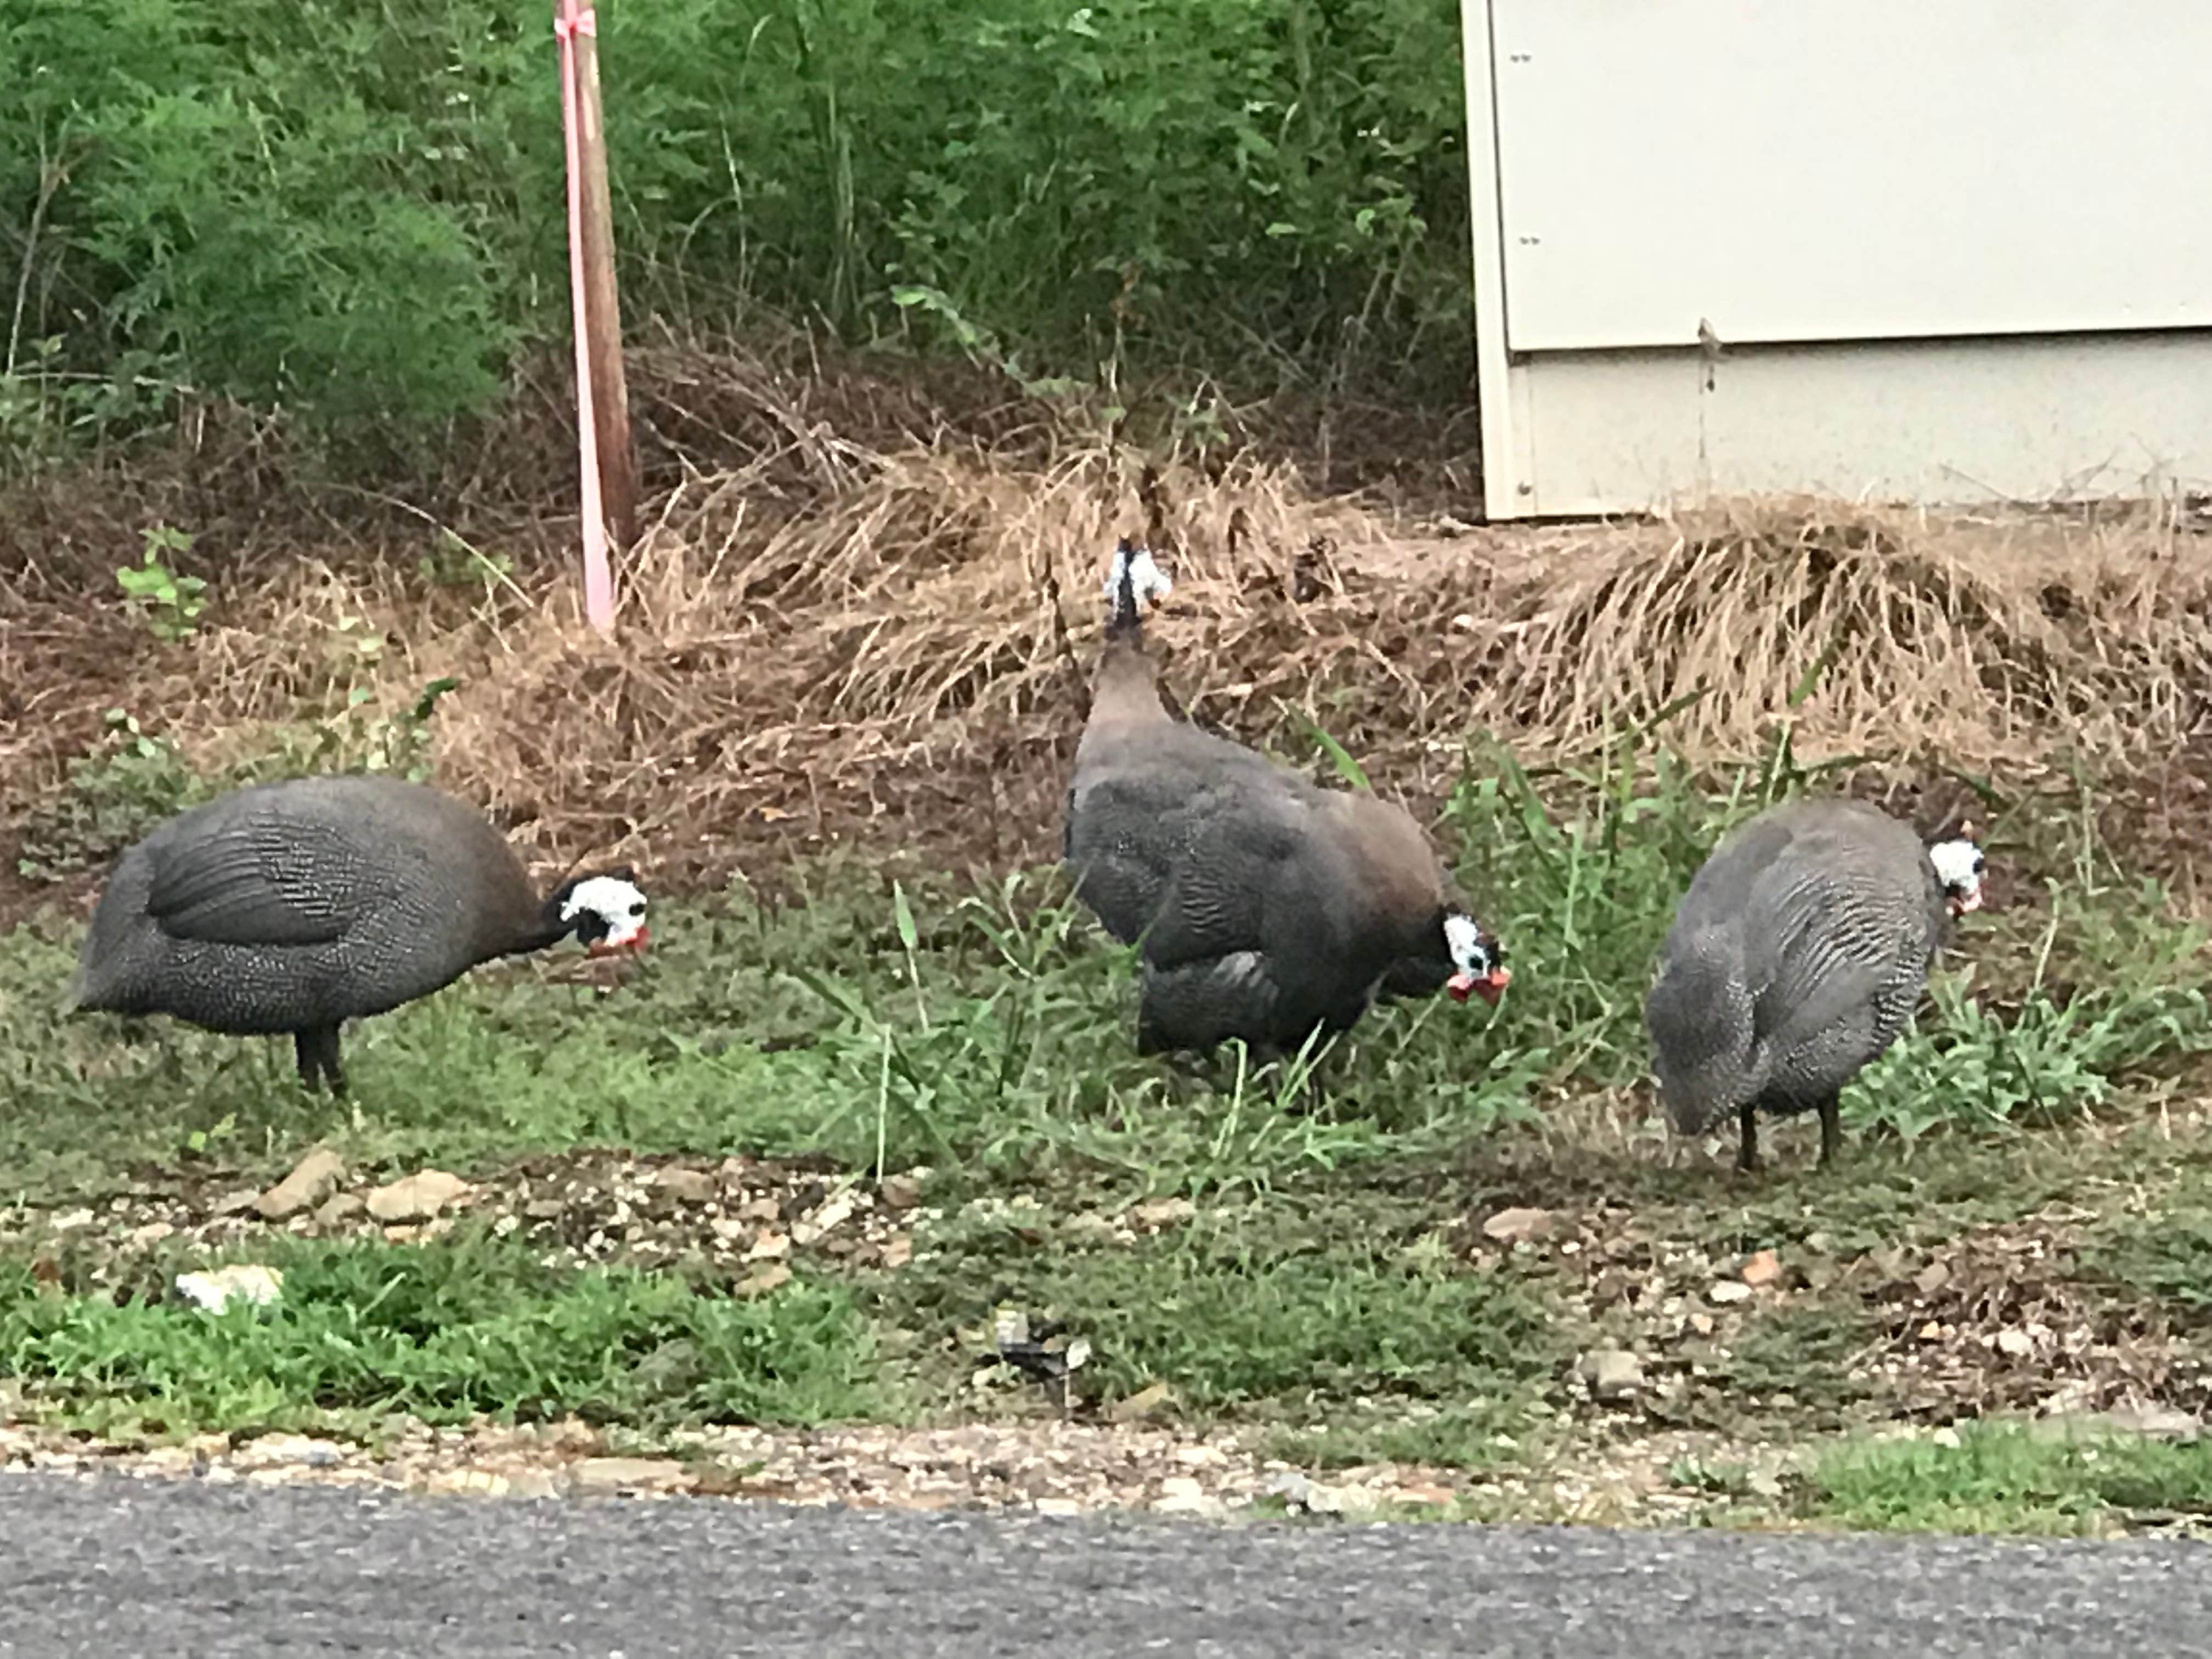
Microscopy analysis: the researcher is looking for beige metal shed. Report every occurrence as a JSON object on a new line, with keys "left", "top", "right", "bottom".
{"left": 1460, "top": 1, "right": 2212, "bottom": 517}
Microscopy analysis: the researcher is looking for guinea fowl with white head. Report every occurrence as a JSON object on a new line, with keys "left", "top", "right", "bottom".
{"left": 1644, "top": 797, "right": 1985, "bottom": 1172}
{"left": 1061, "top": 538, "right": 1509, "bottom": 1059}
{"left": 71, "top": 775, "right": 651, "bottom": 1093}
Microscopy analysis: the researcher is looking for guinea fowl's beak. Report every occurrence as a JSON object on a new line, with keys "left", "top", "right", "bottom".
{"left": 588, "top": 924, "right": 651, "bottom": 958}
{"left": 1949, "top": 890, "right": 1982, "bottom": 918}
{"left": 1446, "top": 965, "right": 1511, "bottom": 1006}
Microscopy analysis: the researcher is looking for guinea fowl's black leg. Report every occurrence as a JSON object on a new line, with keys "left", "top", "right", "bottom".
{"left": 1816, "top": 1095, "right": 1842, "bottom": 1167}
{"left": 295, "top": 1024, "right": 346, "bottom": 1097}
{"left": 1735, "top": 1101, "right": 1760, "bottom": 1173}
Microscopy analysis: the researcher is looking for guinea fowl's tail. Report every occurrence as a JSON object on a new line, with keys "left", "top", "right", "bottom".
{"left": 1644, "top": 929, "right": 1757, "bottom": 1136}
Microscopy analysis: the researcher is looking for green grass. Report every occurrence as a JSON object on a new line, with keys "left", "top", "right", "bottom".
{"left": 883, "top": 1198, "right": 1559, "bottom": 1417}
{"left": 0, "top": 1231, "right": 883, "bottom": 1441}
{"left": 2084, "top": 1192, "right": 2212, "bottom": 1317}
{"left": 5, "top": 735, "right": 2212, "bottom": 1498}
{"left": 1801, "top": 1423, "right": 2212, "bottom": 1536}
{"left": 1705, "top": 1306, "right": 1882, "bottom": 1426}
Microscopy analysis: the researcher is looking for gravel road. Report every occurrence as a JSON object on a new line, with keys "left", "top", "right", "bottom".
{"left": 0, "top": 1471, "right": 2204, "bottom": 1657}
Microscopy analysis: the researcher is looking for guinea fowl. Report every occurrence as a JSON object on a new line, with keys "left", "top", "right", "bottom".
{"left": 1061, "top": 538, "right": 1509, "bottom": 1059}
{"left": 1643, "top": 797, "right": 1985, "bottom": 1172}
{"left": 70, "top": 775, "right": 651, "bottom": 1094}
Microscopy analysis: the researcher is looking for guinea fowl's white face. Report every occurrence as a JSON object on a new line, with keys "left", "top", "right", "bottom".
{"left": 561, "top": 875, "right": 652, "bottom": 956}
{"left": 1103, "top": 542, "right": 1173, "bottom": 610}
{"left": 1442, "top": 912, "right": 1512, "bottom": 1006}
{"left": 1927, "top": 838, "right": 1986, "bottom": 917}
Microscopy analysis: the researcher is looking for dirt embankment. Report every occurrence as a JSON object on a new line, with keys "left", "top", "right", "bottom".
{"left": 7, "top": 333, "right": 2212, "bottom": 923}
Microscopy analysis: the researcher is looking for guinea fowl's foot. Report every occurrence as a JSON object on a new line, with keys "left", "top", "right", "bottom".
{"left": 1734, "top": 1102, "right": 1760, "bottom": 1174}
{"left": 1149, "top": 1046, "right": 1228, "bottom": 1099}
{"left": 1816, "top": 1098, "right": 1842, "bottom": 1169}
{"left": 294, "top": 1025, "right": 347, "bottom": 1097}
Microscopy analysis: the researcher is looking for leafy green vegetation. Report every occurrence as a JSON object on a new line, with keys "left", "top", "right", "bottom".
{"left": 3, "top": 0, "right": 1474, "bottom": 461}
{"left": 1707, "top": 1306, "right": 1882, "bottom": 1424}
{"left": 2085, "top": 1200, "right": 2212, "bottom": 1317}
{"left": 0, "top": 1233, "right": 883, "bottom": 1440}
{"left": 880, "top": 1200, "right": 1558, "bottom": 1412}
{"left": 1800, "top": 1423, "right": 2212, "bottom": 1536}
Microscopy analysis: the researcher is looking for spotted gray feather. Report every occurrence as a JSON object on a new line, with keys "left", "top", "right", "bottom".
{"left": 72, "top": 775, "right": 645, "bottom": 1092}
{"left": 1644, "top": 798, "right": 1955, "bottom": 1165}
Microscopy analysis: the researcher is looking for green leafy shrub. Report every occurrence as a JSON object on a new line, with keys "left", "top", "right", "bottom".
{"left": 2, "top": 0, "right": 1473, "bottom": 460}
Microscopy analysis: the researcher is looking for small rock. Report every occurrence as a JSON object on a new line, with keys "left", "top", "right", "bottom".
{"left": 1915, "top": 1260, "right": 1952, "bottom": 1295}
{"left": 1263, "top": 1470, "right": 1318, "bottom": 1511}
{"left": 747, "top": 1231, "right": 792, "bottom": 1261}
{"left": 366, "top": 1170, "right": 472, "bottom": 1224}
{"left": 792, "top": 1193, "right": 856, "bottom": 1245}
{"left": 1107, "top": 1380, "right": 1175, "bottom": 1424}
{"left": 235, "top": 1433, "right": 343, "bottom": 1470}
{"left": 879, "top": 1235, "right": 914, "bottom": 1270}
{"left": 1799, "top": 1256, "right": 1841, "bottom": 1291}
{"left": 1739, "top": 1249, "right": 1781, "bottom": 1287}
{"left": 256, "top": 1148, "right": 346, "bottom": 1221}
{"left": 2101, "top": 1403, "right": 2204, "bottom": 1440}
{"left": 1706, "top": 1280, "right": 1753, "bottom": 1305}
{"left": 1995, "top": 1329, "right": 2034, "bottom": 1357}
{"left": 426, "top": 1467, "right": 510, "bottom": 1497}
{"left": 507, "top": 1469, "right": 561, "bottom": 1500}
{"left": 313, "top": 1192, "right": 365, "bottom": 1228}
{"left": 1688, "top": 1312, "right": 1716, "bottom": 1336}
{"left": 1395, "top": 1481, "right": 1457, "bottom": 1508}
{"left": 1152, "top": 1475, "right": 1223, "bottom": 1517}
{"left": 523, "top": 1197, "right": 567, "bottom": 1221}
{"left": 210, "top": 1189, "right": 262, "bottom": 1218}
{"left": 2035, "top": 1406, "right": 2203, "bottom": 1443}
{"left": 878, "top": 1175, "right": 924, "bottom": 1212}
{"left": 1032, "top": 1497, "right": 1084, "bottom": 1517}
{"left": 651, "top": 1167, "right": 718, "bottom": 1205}
{"left": 1917, "top": 1321, "right": 1944, "bottom": 1341}
{"left": 126, "top": 1221, "right": 176, "bottom": 1248}
{"left": 1131, "top": 1197, "right": 1197, "bottom": 1231}
{"left": 50, "top": 1209, "right": 95, "bottom": 1231}
{"left": 173, "top": 1264, "right": 285, "bottom": 1313}
{"left": 569, "top": 1457, "right": 694, "bottom": 1496}
{"left": 1578, "top": 1348, "right": 1645, "bottom": 1402}
{"left": 736, "top": 1262, "right": 792, "bottom": 1299}
{"left": 1481, "top": 1206, "right": 1554, "bottom": 1245}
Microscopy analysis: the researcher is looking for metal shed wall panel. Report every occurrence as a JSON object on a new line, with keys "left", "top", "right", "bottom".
{"left": 1500, "top": 331, "right": 2212, "bottom": 519}
{"left": 1463, "top": 0, "right": 2212, "bottom": 517}
{"left": 1488, "top": 1, "right": 2212, "bottom": 353}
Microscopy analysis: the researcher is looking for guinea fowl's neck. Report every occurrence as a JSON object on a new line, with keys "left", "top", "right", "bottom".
{"left": 1090, "top": 557, "right": 1169, "bottom": 725}
{"left": 1091, "top": 636, "right": 1167, "bottom": 725}
{"left": 496, "top": 893, "right": 580, "bottom": 960}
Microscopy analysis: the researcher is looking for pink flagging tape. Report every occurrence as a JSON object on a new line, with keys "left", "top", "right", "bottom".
{"left": 556, "top": 0, "right": 614, "bottom": 634}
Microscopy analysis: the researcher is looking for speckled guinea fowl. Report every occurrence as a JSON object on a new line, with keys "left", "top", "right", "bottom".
{"left": 71, "top": 775, "right": 651, "bottom": 1093}
{"left": 1644, "top": 797, "right": 1986, "bottom": 1171}
{"left": 1061, "top": 539, "right": 1509, "bottom": 1058}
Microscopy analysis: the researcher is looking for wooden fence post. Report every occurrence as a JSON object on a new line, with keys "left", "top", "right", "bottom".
{"left": 555, "top": 0, "right": 638, "bottom": 633}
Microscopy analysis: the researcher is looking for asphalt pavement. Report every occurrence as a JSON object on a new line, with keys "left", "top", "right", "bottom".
{"left": 0, "top": 1471, "right": 2204, "bottom": 1657}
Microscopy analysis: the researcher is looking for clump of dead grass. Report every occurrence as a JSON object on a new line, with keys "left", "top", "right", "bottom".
{"left": 9, "top": 338, "right": 2212, "bottom": 909}
{"left": 1477, "top": 498, "right": 2212, "bottom": 760}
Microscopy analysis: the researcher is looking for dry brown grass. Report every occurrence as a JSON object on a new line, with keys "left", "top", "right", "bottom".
{"left": 6, "top": 341, "right": 2212, "bottom": 910}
